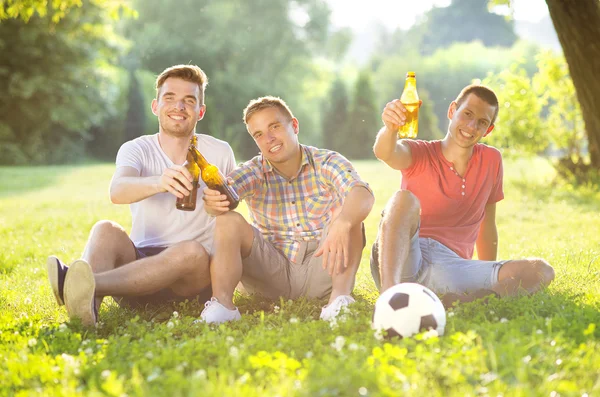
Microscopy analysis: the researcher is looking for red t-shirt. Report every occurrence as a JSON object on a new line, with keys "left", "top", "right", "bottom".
{"left": 401, "top": 140, "right": 504, "bottom": 259}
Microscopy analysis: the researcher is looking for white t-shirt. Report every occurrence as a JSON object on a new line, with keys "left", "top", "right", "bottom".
{"left": 115, "top": 133, "right": 236, "bottom": 251}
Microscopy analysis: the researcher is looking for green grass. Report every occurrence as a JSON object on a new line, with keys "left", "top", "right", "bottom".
{"left": 1, "top": 158, "right": 599, "bottom": 396}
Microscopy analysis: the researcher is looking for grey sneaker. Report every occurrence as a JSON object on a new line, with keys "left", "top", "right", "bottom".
{"left": 46, "top": 256, "right": 69, "bottom": 306}
{"left": 63, "top": 259, "right": 98, "bottom": 327}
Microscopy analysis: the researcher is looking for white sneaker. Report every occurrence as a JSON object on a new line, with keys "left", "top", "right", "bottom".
{"left": 320, "top": 295, "right": 355, "bottom": 321}
{"left": 195, "top": 297, "right": 241, "bottom": 324}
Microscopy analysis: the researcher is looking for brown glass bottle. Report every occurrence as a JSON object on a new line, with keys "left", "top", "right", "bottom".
{"left": 189, "top": 144, "right": 240, "bottom": 210}
{"left": 176, "top": 136, "right": 201, "bottom": 211}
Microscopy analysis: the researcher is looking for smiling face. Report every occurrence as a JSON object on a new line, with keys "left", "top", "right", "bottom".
{"left": 151, "top": 77, "right": 205, "bottom": 138}
{"left": 447, "top": 93, "right": 496, "bottom": 149}
{"left": 246, "top": 107, "right": 300, "bottom": 166}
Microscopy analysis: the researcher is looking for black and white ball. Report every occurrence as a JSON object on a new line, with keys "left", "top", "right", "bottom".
{"left": 372, "top": 283, "right": 446, "bottom": 338}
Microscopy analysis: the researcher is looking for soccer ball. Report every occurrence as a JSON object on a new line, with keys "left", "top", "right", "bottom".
{"left": 372, "top": 283, "right": 446, "bottom": 339}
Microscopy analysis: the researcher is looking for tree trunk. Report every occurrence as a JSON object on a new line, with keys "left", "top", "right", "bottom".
{"left": 546, "top": 0, "right": 600, "bottom": 170}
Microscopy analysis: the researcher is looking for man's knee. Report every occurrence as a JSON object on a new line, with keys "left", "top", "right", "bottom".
{"left": 500, "top": 258, "right": 555, "bottom": 287}
{"left": 215, "top": 211, "right": 249, "bottom": 233}
{"left": 172, "top": 240, "right": 209, "bottom": 268}
{"left": 170, "top": 241, "right": 211, "bottom": 295}
{"left": 382, "top": 190, "right": 420, "bottom": 231}
{"left": 214, "top": 212, "right": 254, "bottom": 250}
{"left": 533, "top": 259, "right": 555, "bottom": 286}
{"left": 90, "top": 220, "right": 127, "bottom": 239}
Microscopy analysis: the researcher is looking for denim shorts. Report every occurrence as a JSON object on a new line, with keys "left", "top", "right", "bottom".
{"left": 114, "top": 246, "right": 212, "bottom": 309}
{"left": 370, "top": 226, "right": 509, "bottom": 294}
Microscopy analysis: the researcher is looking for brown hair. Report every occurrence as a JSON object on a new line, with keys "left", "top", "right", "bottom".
{"left": 243, "top": 96, "right": 295, "bottom": 125}
{"left": 455, "top": 84, "right": 499, "bottom": 125}
{"left": 155, "top": 64, "right": 208, "bottom": 103}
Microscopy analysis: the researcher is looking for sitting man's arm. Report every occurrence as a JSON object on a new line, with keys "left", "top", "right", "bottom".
{"left": 315, "top": 185, "right": 374, "bottom": 274}
{"left": 110, "top": 165, "right": 193, "bottom": 204}
{"left": 476, "top": 202, "right": 499, "bottom": 261}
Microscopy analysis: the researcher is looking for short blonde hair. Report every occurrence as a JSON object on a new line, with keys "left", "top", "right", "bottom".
{"left": 155, "top": 64, "right": 208, "bottom": 103}
{"left": 243, "top": 96, "right": 294, "bottom": 125}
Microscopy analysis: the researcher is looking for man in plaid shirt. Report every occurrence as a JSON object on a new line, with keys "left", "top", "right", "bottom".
{"left": 197, "top": 96, "right": 374, "bottom": 324}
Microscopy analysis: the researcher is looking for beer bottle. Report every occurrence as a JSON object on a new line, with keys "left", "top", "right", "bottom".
{"left": 398, "top": 71, "right": 419, "bottom": 139}
{"left": 176, "top": 136, "right": 201, "bottom": 211}
{"left": 189, "top": 143, "right": 240, "bottom": 210}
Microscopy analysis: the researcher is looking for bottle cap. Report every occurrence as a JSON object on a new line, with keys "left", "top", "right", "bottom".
{"left": 406, "top": 71, "right": 416, "bottom": 78}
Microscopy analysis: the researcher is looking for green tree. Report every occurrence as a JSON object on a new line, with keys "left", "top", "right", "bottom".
{"left": 0, "top": 0, "right": 135, "bottom": 22}
{"left": 483, "top": 51, "right": 589, "bottom": 179}
{"left": 491, "top": 0, "right": 600, "bottom": 178}
{"left": 482, "top": 63, "right": 544, "bottom": 154}
{"left": 124, "top": 69, "right": 146, "bottom": 142}
{"left": 321, "top": 78, "right": 349, "bottom": 153}
{"left": 124, "top": 0, "right": 331, "bottom": 160}
{"left": 0, "top": 2, "right": 124, "bottom": 164}
{"left": 346, "top": 70, "right": 379, "bottom": 159}
{"left": 414, "top": 0, "right": 518, "bottom": 55}
{"left": 533, "top": 51, "right": 586, "bottom": 175}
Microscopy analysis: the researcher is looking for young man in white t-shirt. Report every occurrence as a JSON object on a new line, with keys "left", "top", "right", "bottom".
{"left": 46, "top": 64, "right": 236, "bottom": 326}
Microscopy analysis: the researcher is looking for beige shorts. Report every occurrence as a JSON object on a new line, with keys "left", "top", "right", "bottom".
{"left": 240, "top": 225, "right": 365, "bottom": 300}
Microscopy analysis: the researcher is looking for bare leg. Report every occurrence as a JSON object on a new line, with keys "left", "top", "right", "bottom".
{"left": 327, "top": 221, "right": 364, "bottom": 303}
{"left": 209, "top": 212, "right": 255, "bottom": 310}
{"left": 81, "top": 220, "right": 210, "bottom": 307}
{"left": 378, "top": 190, "right": 421, "bottom": 291}
{"left": 493, "top": 259, "right": 555, "bottom": 296}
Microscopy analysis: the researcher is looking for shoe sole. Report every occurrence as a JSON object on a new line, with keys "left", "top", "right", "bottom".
{"left": 64, "top": 260, "right": 96, "bottom": 327}
{"left": 46, "top": 256, "right": 64, "bottom": 306}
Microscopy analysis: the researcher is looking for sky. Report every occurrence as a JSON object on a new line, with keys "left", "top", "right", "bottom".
{"left": 325, "top": 0, "right": 550, "bottom": 31}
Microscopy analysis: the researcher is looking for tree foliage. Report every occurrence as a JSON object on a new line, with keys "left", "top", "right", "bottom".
{"left": 490, "top": 0, "right": 600, "bottom": 180}
{"left": 321, "top": 78, "right": 349, "bottom": 154}
{"left": 482, "top": 63, "right": 544, "bottom": 154}
{"left": 0, "top": 0, "right": 135, "bottom": 23}
{"left": 483, "top": 51, "right": 588, "bottom": 179}
{"left": 372, "top": 0, "right": 518, "bottom": 60}
{"left": 123, "top": 0, "right": 331, "bottom": 160}
{"left": 402, "top": 0, "right": 518, "bottom": 55}
{"left": 0, "top": 2, "right": 124, "bottom": 164}
{"left": 346, "top": 70, "right": 379, "bottom": 159}
{"left": 124, "top": 69, "right": 146, "bottom": 143}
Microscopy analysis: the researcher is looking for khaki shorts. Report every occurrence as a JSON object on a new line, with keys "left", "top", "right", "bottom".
{"left": 241, "top": 225, "right": 366, "bottom": 300}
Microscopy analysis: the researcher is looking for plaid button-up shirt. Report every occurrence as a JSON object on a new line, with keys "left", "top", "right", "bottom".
{"left": 229, "top": 145, "right": 371, "bottom": 263}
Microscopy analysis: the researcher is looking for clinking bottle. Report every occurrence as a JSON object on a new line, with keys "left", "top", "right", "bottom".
{"left": 175, "top": 136, "right": 201, "bottom": 211}
{"left": 188, "top": 143, "right": 240, "bottom": 210}
{"left": 398, "top": 71, "right": 419, "bottom": 139}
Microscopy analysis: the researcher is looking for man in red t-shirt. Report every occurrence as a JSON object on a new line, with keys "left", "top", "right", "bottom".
{"left": 371, "top": 84, "right": 554, "bottom": 303}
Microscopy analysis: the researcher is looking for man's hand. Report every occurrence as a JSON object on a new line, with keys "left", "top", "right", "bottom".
{"left": 159, "top": 165, "right": 194, "bottom": 198}
{"left": 202, "top": 186, "right": 231, "bottom": 216}
{"left": 382, "top": 99, "right": 423, "bottom": 133}
{"left": 314, "top": 217, "right": 352, "bottom": 276}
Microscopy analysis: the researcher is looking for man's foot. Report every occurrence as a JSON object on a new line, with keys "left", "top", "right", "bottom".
{"left": 320, "top": 295, "right": 355, "bottom": 321}
{"left": 195, "top": 297, "right": 241, "bottom": 325}
{"left": 63, "top": 259, "right": 98, "bottom": 327}
{"left": 46, "top": 256, "right": 69, "bottom": 306}
{"left": 440, "top": 289, "right": 499, "bottom": 309}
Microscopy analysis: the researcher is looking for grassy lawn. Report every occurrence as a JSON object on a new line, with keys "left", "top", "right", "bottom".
{"left": 1, "top": 157, "right": 599, "bottom": 396}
